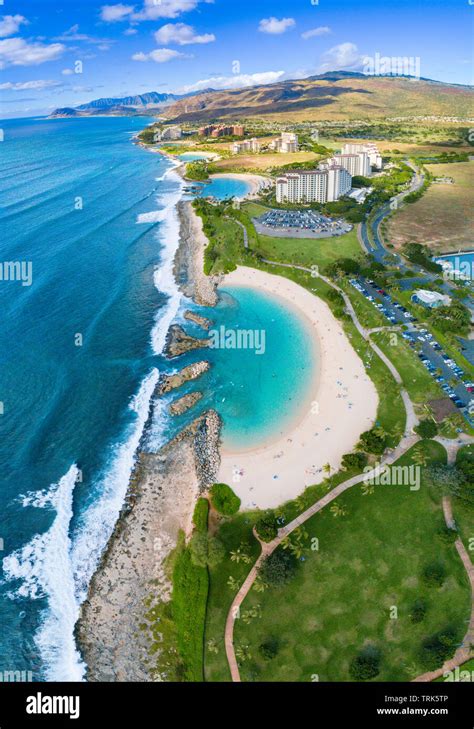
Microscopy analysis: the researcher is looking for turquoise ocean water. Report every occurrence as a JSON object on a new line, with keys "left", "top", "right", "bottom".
{"left": 0, "top": 117, "right": 315, "bottom": 681}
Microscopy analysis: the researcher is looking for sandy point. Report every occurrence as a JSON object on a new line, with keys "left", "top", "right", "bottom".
{"left": 217, "top": 266, "right": 379, "bottom": 510}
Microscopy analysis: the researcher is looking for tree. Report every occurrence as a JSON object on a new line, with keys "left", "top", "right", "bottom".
{"left": 420, "top": 627, "right": 458, "bottom": 670}
{"left": 259, "top": 549, "right": 298, "bottom": 586}
{"left": 210, "top": 483, "right": 241, "bottom": 516}
{"left": 412, "top": 446, "right": 428, "bottom": 468}
{"left": 409, "top": 598, "right": 428, "bottom": 624}
{"left": 415, "top": 419, "right": 438, "bottom": 439}
{"left": 349, "top": 645, "right": 381, "bottom": 681}
{"left": 259, "top": 638, "right": 280, "bottom": 661}
{"left": 342, "top": 452, "right": 368, "bottom": 471}
{"left": 421, "top": 560, "right": 447, "bottom": 588}
{"left": 358, "top": 429, "right": 386, "bottom": 455}
{"left": 255, "top": 511, "right": 279, "bottom": 542}
{"left": 189, "top": 532, "right": 225, "bottom": 568}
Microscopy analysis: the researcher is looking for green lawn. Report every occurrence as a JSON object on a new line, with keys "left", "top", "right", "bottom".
{"left": 229, "top": 441, "right": 471, "bottom": 682}
{"left": 371, "top": 330, "right": 445, "bottom": 404}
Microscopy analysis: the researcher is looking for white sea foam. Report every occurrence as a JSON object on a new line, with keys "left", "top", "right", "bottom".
{"left": 150, "top": 170, "right": 184, "bottom": 355}
{"left": 2, "top": 465, "right": 85, "bottom": 681}
{"left": 70, "top": 367, "right": 159, "bottom": 604}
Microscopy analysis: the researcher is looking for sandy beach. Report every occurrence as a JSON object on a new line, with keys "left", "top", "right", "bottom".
{"left": 217, "top": 266, "right": 379, "bottom": 509}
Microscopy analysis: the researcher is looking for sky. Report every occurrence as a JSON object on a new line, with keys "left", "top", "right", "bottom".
{"left": 0, "top": 0, "right": 472, "bottom": 118}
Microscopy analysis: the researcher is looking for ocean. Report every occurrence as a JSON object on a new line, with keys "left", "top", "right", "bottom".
{"left": 0, "top": 117, "right": 315, "bottom": 682}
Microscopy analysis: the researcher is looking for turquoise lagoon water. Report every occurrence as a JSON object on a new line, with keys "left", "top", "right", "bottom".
{"left": 0, "top": 116, "right": 316, "bottom": 681}
{"left": 163, "top": 286, "right": 317, "bottom": 452}
{"left": 435, "top": 252, "right": 474, "bottom": 279}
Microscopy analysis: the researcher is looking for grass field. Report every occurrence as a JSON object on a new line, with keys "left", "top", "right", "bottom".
{"left": 247, "top": 227, "right": 363, "bottom": 271}
{"left": 370, "top": 330, "right": 445, "bottom": 404}
{"left": 386, "top": 161, "right": 474, "bottom": 252}
{"left": 230, "top": 441, "right": 471, "bottom": 682}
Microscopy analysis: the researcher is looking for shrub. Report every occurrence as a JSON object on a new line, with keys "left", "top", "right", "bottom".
{"left": 421, "top": 560, "right": 447, "bottom": 588}
{"left": 210, "top": 483, "right": 241, "bottom": 516}
{"left": 189, "top": 532, "right": 225, "bottom": 568}
{"left": 259, "top": 548, "right": 298, "bottom": 586}
{"left": 342, "top": 452, "right": 368, "bottom": 471}
{"left": 436, "top": 524, "right": 458, "bottom": 545}
{"left": 172, "top": 537, "right": 209, "bottom": 681}
{"left": 358, "top": 429, "right": 386, "bottom": 455}
{"left": 255, "top": 511, "right": 279, "bottom": 542}
{"left": 259, "top": 637, "right": 280, "bottom": 661}
{"left": 415, "top": 420, "right": 438, "bottom": 439}
{"left": 349, "top": 645, "right": 381, "bottom": 681}
{"left": 420, "top": 627, "right": 458, "bottom": 670}
{"left": 409, "top": 598, "right": 428, "bottom": 624}
{"left": 192, "top": 498, "right": 209, "bottom": 533}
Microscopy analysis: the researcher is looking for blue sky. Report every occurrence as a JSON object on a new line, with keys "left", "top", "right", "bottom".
{"left": 0, "top": 0, "right": 472, "bottom": 117}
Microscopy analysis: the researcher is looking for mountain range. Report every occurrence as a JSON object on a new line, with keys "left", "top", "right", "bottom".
{"left": 50, "top": 72, "right": 474, "bottom": 121}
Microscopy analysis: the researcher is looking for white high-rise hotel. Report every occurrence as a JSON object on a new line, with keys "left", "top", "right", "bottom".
{"left": 329, "top": 152, "right": 371, "bottom": 177}
{"left": 342, "top": 143, "right": 383, "bottom": 170}
{"left": 276, "top": 166, "right": 351, "bottom": 204}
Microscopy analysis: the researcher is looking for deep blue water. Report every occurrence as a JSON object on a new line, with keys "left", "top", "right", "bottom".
{"left": 0, "top": 117, "right": 315, "bottom": 681}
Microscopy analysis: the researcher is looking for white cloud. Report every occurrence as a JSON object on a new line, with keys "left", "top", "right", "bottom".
{"left": 54, "top": 24, "right": 113, "bottom": 47}
{"left": 319, "top": 42, "right": 364, "bottom": 72}
{"left": 132, "top": 48, "right": 188, "bottom": 63}
{"left": 258, "top": 17, "right": 295, "bottom": 35}
{"left": 0, "top": 14, "right": 28, "bottom": 38}
{"left": 124, "top": 27, "right": 138, "bottom": 35}
{"left": 154, "top": 22, "right": 215, "bottom": 45}
{"left": 181, "top": 70, "right": 286, "bottom": 93}
{"left": 0, "top": 79, "right": 61, "bottom": 91}
{"left": 100, "top": 4, "right": 135, "bottom": 22}
{"left": 301, "top": 26, "right": 331, "bottom": 40}
{"left": 62, "top": 68, "right": 74, "bottom": 75}
{"left": 0, "top": 38, "right": 65, "bottom": 69}
{"left": 100, "top": 1, "right": 211, "bottom": 23}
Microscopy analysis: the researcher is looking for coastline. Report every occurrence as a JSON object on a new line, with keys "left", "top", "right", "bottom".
{"left": 76, "top": 148, "right": 220, "bottom": 680}
{"left": 217, "top": 266, "right": 379, "bottom": 509}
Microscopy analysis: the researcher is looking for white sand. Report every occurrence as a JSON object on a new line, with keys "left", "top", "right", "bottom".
{"left": 217, "top": 266, "right": 379, "bottom": 509}
{"left": 210, "top": 173, "right": 273, "bottom": 199}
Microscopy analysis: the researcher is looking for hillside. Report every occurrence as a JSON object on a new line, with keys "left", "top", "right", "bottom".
{"left": 162, "top": 72, "right": 474, "bottom": 123}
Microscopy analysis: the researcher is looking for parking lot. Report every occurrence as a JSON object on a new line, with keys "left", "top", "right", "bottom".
{"left": 254, "top": 209, "right": 353, "bottom": 239}
{"left": 350, "top": 277, "right": 474, "bottom": 423}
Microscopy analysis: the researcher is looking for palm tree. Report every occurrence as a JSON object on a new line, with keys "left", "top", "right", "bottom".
{"left": 330, "top": 503, "right": 348, "bottom": 518}
{"left": 207, "top": 639, "right": 219, "bottom": 655}
{"left": 412, "top": 446, "right": 428, "bottom": 467}
{"left": 227, "top": 576, "right": 240, "bottom": 591}
{"left": 235, "top": 645, "right": 252, "bottom": 663}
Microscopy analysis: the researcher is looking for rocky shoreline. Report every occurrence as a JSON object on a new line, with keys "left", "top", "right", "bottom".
{"left": 76, "top": 174, "right": 221, "bottom": 681}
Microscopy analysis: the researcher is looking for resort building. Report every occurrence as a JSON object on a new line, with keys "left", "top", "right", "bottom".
{"left": 276, "top": 166, "right": 351, "bottom": 204}
{"left": 412, "top": 290, "right": 452, "bottom": 308}
{"left": 231, "top": 138, "right": 261, "bottom": 154}
{"left": 269, "top": 132, "right": 299, "bottom": 154}
{"left": 198, "top": 124, "right": 244, "bottom": 138}
{"left": 341, "top": 143, "right": 383, "bottom": 170}
{"left": 156, "top": 125, "right": 182, "bottom": 141}
{"left": 330, "top": 152, "right": 371, "bottom": 177}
